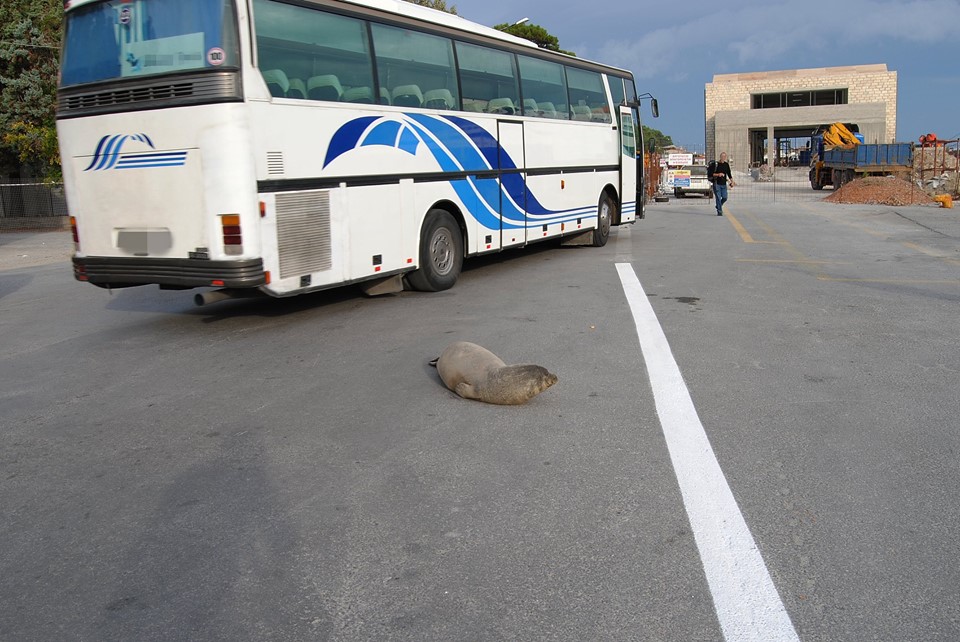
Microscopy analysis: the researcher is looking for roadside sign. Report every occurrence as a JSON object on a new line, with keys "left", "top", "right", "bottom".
{"left": 668, "top": 153, "right": 693, "bottom": 167}
{"left": 673, "top": 169, "right": 691, "bottom": 187}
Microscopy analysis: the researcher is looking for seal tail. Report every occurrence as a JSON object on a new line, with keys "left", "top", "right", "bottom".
{"left": 428, "top": 357, "right": 439, "bottom": 368}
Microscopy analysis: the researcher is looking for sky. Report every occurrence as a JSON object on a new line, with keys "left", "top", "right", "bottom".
{"left": 456, "top": 0, "right": 960, "bottom": 147}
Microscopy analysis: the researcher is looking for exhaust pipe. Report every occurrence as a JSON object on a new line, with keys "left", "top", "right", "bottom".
{"left": 193, "top": 288, "right": 259, "bottom": 306}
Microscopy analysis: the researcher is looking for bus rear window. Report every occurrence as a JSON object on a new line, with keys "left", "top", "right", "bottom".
{"left": 61, "top": 0, "right": 239, "bottom": 87}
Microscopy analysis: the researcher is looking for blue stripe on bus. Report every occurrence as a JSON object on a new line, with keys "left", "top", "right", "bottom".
{"left": 361, "top": 120, "right": 403, "bottom": 150}
{"left": 324, "top": 115, "right": 379, "bottom": 167}
{"left": 322, "top": 113, "right": 607, "bottom": 229}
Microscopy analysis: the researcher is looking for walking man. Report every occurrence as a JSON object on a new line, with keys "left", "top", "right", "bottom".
{"left": 711, "top": 152, "right": 735, "bottom": 216}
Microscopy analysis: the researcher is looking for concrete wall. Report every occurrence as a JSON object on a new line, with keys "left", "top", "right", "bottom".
{"left": 704, "top": 64, "right": 898, "bottom": 163}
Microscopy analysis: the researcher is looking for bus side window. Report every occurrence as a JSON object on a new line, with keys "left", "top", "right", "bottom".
{"left": 370, "top": 23, "right": 459, "bottom": 110}
{"left": 566, "top": 67, "right": 610, "bottom": 124}
{"left": 252, "top": 0, "right": 375, "bottom": 103}
{"left": 455, "top": 41, "right": 519, "bottom": 116}
{"left": 518, "top": 55, "right": 569, "bottom": 120}
{"left": 607, "top": 74, "right": 626, "bottom": 128}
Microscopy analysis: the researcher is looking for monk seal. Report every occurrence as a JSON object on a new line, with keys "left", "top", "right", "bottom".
{"left": 429, "top": 341, "right": 558, "bottom": 405}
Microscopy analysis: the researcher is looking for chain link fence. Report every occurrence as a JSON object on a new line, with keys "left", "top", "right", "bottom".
{"left": 655, "top": 141, "right": 958, "bottom": 207}
{"left": 0, "top": 182, "right": 69, "bottom": 233}
{"left": 654, "top": 143, "right": 829, "bottom": 205}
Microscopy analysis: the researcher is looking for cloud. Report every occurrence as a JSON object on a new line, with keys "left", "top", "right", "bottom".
{"left": 587, "top": 0, "right": 960, "bottom": 80}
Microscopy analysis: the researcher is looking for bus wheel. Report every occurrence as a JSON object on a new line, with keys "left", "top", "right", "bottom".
{"left": 406, "top": 209, "right": 463, "bottom": 292}
{"left": 592, "top": 193, "right": 615, "bottom": 247}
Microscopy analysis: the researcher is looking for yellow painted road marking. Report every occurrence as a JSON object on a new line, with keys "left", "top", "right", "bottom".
{"left": 817, "top": 276, "right": 960, "bottom": 285}
{"left": 795, "top": 201, "right": 960, "bottom": 267}
{"left": 727, "top": 205, "right": 959, "bottom": 284}
{"left": 737, "top": 259, "right": 850, "bottom": 265}
{"left": 900, "top": 242, "right": 960, "bottom": 266}
{"left": 724, "top": 210, "right": 784, "bottom": 244}
{"left": 724, "top": 211, "right": 756, "bottom": 243}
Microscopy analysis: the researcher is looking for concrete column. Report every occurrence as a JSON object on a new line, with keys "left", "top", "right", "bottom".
{"left": 767, "top": 125, "right": 775, "bottom": 167}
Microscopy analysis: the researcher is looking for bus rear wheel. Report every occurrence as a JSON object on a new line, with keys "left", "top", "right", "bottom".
{"left": 592, "top": 193, "right": 615, "bottom": 247}
{"left": 406, "top": 209, "right": 463, "bottom": 292}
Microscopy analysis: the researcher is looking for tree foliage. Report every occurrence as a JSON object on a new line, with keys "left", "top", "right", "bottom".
{"left": 642, "top": 125, "right": 673, "bottom": 153}
{"left": 403, "top": 0, "right": 458, "bottom": 15}
{"left": 493, "top": 22, "right": 575, "bottom": 57}
{"left": 0, "top": 0, "right": 62, "bottom": 180}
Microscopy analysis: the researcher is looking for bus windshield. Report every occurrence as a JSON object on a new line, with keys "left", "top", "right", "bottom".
{"left": 60, "top": 0, "right": 239, "bottom": 87}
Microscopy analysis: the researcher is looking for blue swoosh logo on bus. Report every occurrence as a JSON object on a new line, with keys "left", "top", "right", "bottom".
{"left": 84, "top": 134, "right": 187, "bottom": 171}
{"left": 324, "top": 114, "right": 597, "bottom": 230}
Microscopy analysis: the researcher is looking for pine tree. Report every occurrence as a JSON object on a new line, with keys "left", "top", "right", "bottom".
{"left": 492, "top": 22, "right": 575, "bottom": 57}
{"left": 403, "top": 0, "right": 458, "bottom": 15}
{"left": 0, "top": 0, "right": 62, "bottom": 180}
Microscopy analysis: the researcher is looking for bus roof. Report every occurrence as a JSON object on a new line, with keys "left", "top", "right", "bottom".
{"left": 346, "top": 0, "right": 540, "bottom": 50}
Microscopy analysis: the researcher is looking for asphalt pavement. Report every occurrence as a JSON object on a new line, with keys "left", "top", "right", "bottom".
{"left": 1, "top": 196, "right": 958, "bottom": 641}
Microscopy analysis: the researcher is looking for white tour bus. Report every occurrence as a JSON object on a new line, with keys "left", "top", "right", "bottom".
{"left": 58, "top": 0, "right": 656, "bottom": 303}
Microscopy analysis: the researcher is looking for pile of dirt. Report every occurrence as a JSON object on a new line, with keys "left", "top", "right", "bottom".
{"left": 824, "top": 176, "right": 937, "bottom": 206}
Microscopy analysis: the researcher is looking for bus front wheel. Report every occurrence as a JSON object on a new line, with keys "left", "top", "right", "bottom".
{"left": 406, "top": 209, "right": 463, "bottom": 292}
{"left": 592, "top": 193, "right": 615, "bottom": 247}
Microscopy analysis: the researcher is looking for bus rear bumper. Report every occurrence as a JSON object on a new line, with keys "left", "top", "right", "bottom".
{"left": 73, "top": 256, "right": 267, "bottom": 289}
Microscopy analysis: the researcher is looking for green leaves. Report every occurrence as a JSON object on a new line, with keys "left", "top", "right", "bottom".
{"left": 0, "top": 0, "right": 62, "bottom": 180}
{"left": 642, "top": 125, "right": 672, "bottom": 153}
{"left": 492, "top": 22, "right": 576, "bottom": 56}
{"left": 403, "top": 0, "right": 458, "bottom": 15}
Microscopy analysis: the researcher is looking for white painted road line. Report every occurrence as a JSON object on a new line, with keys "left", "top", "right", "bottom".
{"left": 616, "top": 263, "right": 800, "bottom": 642}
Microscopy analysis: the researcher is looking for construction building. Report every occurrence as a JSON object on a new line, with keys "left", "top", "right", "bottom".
{"left": 704, "top": 64, "right": 898, "bottom": 165}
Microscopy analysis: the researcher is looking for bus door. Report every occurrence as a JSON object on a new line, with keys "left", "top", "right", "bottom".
{"left": 619, "top": 105, "right": 639, "bottom": 222}
{"left": 497, "top": 120, "right": 527, "bottom": 248}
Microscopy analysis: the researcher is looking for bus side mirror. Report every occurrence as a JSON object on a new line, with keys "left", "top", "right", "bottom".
{"left": 625, "top": 96, "right": 659, "bottom": 118}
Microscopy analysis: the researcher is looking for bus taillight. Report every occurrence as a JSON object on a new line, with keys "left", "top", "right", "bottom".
{"left": 70, "top": 216, "right": 80, "bottom": 250}
{"left": 221, "top": 214, "right": 242, "bottom": 255}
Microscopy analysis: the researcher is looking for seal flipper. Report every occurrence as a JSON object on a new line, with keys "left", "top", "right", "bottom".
{"left": 455, "top": 382, "right": 480, "bottom": 400}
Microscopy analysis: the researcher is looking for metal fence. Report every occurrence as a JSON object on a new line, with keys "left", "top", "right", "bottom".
{"left": 3, "top": 142, "right": 956, "bottom": 228}
{"left": 653, "top": 142, "right": 959, "bottom": 206}
{"left": 0, "top": 182, "right": 69, "bottom": 233}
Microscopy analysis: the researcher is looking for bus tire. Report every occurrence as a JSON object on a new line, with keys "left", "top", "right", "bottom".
{"left": 406, "top": 209, "right": 463, "bottom": 292}
{"left": 592, "top": 193, "right": 615, "bottom": 247}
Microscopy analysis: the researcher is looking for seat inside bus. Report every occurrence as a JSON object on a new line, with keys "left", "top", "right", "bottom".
{"left": 286, "top": 78, "right": 307, "bottom": 99}
{"left": 391, "top": 85, "right": 423, "bottom": 108}
{"left": 307, "top": 75, "right": 343, "bottom": 101}
{"left": 423, "top": 89, "right": 454, "bottom": 110}
{"left": 262, "top": 69, "right": 289, "bottom": 98}
{"left": 487, "top": 97, "right": 515, "bottom": 114}
{"left": 537, "top": 102, "right": 557, "bottom": 118}
{"left": 343, "top": 86, "right": 375, "bottom": 104}
{"left": 572, "top": 105, "right": 592, "bottom": 121}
